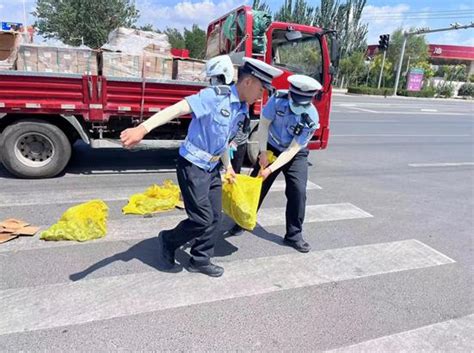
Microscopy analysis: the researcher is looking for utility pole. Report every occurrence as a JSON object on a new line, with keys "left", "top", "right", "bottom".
{"left": 377, "top": 34, "right": 390, "bottom": 89}
{"left": 393, "top": 23, "right": 474, "bottom": 96}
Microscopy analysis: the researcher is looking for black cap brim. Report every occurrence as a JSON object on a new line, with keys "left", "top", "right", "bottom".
{"left": 290, "top": 92, "right": 312, "bottom": 105}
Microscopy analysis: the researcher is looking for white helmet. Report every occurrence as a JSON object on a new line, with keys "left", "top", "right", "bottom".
{"left": 205, "top": 55, "right": 234, "bottom": 85}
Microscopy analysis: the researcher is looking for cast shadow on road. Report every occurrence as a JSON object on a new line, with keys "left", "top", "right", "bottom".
{"left": 69, "top": 219, "right": 283, "bottom": 282}
{"left": 66, "top": 142, "right": 180, "bottom": 176}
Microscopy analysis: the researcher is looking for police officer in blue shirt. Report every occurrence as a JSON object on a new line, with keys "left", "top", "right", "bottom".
{"left": 121, "top": 57, "right": 283, "bottom": 277}
{"left": 224, "top": 74, "right": 322, "bottom": 253}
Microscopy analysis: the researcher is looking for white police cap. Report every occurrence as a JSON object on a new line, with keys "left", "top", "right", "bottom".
{"left": 205, "top": 55, "right": 234, "bottom": 85}
{"left": 288, "top": 75, "right": 322, "bottom": 105}
{"left": 241, "top": 57, "right": 283, "bottom": 90}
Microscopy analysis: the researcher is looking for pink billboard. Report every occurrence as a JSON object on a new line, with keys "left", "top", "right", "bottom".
{"left": 407, "top": 68, "right": 424, "bottom": 92}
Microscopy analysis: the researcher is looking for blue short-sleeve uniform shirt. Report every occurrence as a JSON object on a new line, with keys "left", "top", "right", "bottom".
{"left": 262, "top": 91, "right": 319, "bottom": 152}
{"left": 180, "top": 84, "right": 248, "bottom": 171}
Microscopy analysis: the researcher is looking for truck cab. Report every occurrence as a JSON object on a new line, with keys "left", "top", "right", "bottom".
{"left": 206, "top": 5, "right": 339, "bottom": 162}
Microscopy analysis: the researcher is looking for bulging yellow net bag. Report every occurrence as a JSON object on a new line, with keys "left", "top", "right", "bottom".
{"left": 122, "top": 180, "right": 181, "bottom": 215}
{"left": 40, "top": 200, "right": 109, "bottom": 242}
{"left": 222, "top": 174, "right": 262, "bottom": 230}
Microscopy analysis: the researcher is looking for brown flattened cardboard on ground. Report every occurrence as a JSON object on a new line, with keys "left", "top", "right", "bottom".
{"left": 0, "top": 218, "right": 30, "bottom": 229}
{"left": 0, "top": 233, "right": 19, "bottom": 243}
{"left": 14, "top": 226, "right": 40, "bottom": 236}
{"left": 0, "top": 219, "right": 40, "bottom": 243}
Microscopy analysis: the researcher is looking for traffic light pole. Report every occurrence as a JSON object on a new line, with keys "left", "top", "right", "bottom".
{"left": 393, "top": 23, "right": 474, "bottom": 96}
{"left": 377, "top": 50, "right": 387, "bottom": 89}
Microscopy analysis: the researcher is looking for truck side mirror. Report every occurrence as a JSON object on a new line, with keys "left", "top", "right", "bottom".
{"left": 285, "top": 30, "right": 302, "bottom": 42}
{"left": 330, "top": 38, "right": 340, "bottom": 67}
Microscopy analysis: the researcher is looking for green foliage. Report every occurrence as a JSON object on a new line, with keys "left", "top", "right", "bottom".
{"left": 398, "top": 86, "right": 436, "bottom": 98}
{"left": 368, "top": 53, "right": 393, "bottom": 87}
{"left": 184, "top": 25, "right": 206, "bottom": 59}
{"left": 347, "top": 86, "right": 392, "bottom": 96}
{"left": 436, "top": 82, "right": 455, "bottom": 98}
{"left": 253, "top": 0, "right": 271, "bottom": 13}
{"left": 314, "top": 0, "right": 368, "bottom": 55}
{"left": 458, "top": 83, "right": 474, "bottom": 97}
{"left": 411, "top": 61, "right": 434, "bottom": 80}
{"left": 138, "top": 24, "right": 155, "bottom": 32}
{"left": 274, "top": 0, "right": 315, "bottom": 25}
{"left": 442, "top": 64, "right": 468, "bottom": 82}
{"left": 33, "top": 0, "right": 139, "bottom": 48}
{"left": 164, "top": 28, "right": 185, "bottom": 49}
{"left": 387, "top": 28, "right": 428, "bottom": 77}
{"left": 436, "top": 64, "right": 468, "bottom": 81}
{"left": 339, "top": 51, "right": 367, "bottom": 86}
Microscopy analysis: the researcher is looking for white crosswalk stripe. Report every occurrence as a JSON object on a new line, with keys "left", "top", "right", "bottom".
{"left": 327, "top": 314, "right": 474, "bottom": 352}
{"left": 0, "top": 180, "right": 322, "bottom": 207}
{"left": 0, "top": 239, "right": 455, "bottom": 336}
{"left": 0, "top": 180, "right": 465, "bottom": 350}
{"left": 0, "top": 203, "right": 372, "bottom": 253}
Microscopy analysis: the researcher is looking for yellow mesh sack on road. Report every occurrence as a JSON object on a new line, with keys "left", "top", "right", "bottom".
{"left": 122, "top": 180, "right": 181, "bottom": 215}
{"left": 222, "top": 174, "right": 262, "bottom": 230}
{"left": 40, "top": 200, "right": 109, "bottom": 242}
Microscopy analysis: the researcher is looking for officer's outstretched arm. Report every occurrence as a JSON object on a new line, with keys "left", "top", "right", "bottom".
{"left": 268, "top": 139, "right": 303, "bottom": 173}
{"left": 141, "top": 100, "right": 192, "bottom": 132}
{"left": 121, "top": 100, "right": 192, "bottom": 149}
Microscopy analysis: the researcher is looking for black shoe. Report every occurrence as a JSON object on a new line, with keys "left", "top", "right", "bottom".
{"left": 156, "top": 232, "right": 176, "bottom": 270}
{"left": 283, "top": 238, "right": 311, "bottom": 253}
{"left": 223, "top": 224, "right": 245, "bottom": 237}
{"left": 187, "top": 261, "right": 224, "bottom": 277}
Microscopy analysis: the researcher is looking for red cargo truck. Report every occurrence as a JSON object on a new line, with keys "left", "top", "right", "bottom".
{"left": 0, "top": 5, "right": 339, "bottom": 178}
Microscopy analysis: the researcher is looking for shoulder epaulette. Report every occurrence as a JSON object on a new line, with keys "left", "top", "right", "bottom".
{"left": 274, "top": 89, "right": 289, "bottom": 99}
{"left": 213, "top": 85, "right": 231, "bottom": 95}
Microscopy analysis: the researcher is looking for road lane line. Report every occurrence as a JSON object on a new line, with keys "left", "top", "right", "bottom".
{"left": 409, "top": 162, "right": 474, "bottom": 167}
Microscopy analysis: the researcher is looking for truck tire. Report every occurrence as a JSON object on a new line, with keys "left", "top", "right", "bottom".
{"left": 0, "top": 120, "right": 72, "bottom": 178}
{"left": 247, "top": 127, "right": 260, "bottom": 166}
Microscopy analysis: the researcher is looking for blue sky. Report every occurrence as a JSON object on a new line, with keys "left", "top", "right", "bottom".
{"left": 1, "top": 0, "right": 473, "bottom": 46}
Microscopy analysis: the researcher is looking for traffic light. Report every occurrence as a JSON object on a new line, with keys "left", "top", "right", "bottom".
{"left": 378, "top": 34, "right": 390, "bottom": 51}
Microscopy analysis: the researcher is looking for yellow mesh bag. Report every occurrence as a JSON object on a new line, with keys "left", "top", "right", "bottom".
{"left": 122, "top": 180, "right": 181, "bottom": 215}
{"left": 222, "top": 174, "right": 262, "bottom": 230}
{"left": 40, "top": 200, "right": 109, "bottom": 242}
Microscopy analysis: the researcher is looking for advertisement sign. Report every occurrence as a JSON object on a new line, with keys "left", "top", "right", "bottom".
{"left": 407, "top": 68, "right": 424, "bottom": 92}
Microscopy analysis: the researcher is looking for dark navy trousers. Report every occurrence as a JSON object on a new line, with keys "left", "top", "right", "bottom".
{"left": 163, "top": 156, "right": 222, "bottom": 265}
{"left": 251, "top": 144, "right": 309, "bottom": 242}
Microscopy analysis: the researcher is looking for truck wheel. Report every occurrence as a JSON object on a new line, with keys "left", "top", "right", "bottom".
{"left": 246, "top": 127, "right": 260, "bottom": 166}
{"left": 0, "top": 120, "right": 72, "bottom": 178}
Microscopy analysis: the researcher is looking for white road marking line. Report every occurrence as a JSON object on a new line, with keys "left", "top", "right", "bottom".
{"left": 1, "top": 180, "right": 322, "bottom": 207}
{"left": 327, "top": 314, "right": 474, "bottom": 352}
{"left": 0, "top": 239, "right": 455, "bottom": 335}
{"left": 332, "top": 134, "right": 471, "bottom": 137}
{"left": 409, "top": 162, "right": 474, "bottom": 168}
{"left": 0, "top": 203, "right": 371, "bottom": 253}
{"left": 332, "top": 119, "right": 399, "bottom": 123}
{"left": 421, "top": 108, "right": 438, "bottom": 112}
{"left": 349, "top": 107, "right": 378, "bottom": 113}
{"left": 347, "top": 111, "right": 471, "bottom": 116}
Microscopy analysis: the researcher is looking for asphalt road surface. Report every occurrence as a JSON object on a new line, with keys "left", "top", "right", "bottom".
{"left": 0, "top": 94, "right": 473, "bottom": 351}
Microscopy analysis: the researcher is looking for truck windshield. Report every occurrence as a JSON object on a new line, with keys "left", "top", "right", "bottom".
{"left": 271, "top": 30, "right": 323, "bottom": 83}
